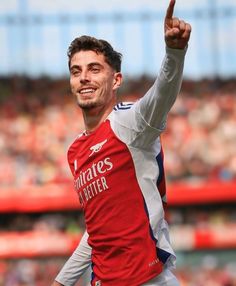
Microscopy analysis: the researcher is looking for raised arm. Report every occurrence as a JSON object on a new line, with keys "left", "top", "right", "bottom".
{"left": 136, "top": 0, "right": 191, "bottom": 134}
{"left": 110, "top": 1, "right": 191, "bottom": 147}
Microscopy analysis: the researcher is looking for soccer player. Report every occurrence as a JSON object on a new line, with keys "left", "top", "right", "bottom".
{"left": 52, "top": 0, "right": 191, "bottom": 285}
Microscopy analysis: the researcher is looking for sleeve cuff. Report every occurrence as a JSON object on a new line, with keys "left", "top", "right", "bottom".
{"left": 165, "top": 45, "right": 188, "bottom": 57}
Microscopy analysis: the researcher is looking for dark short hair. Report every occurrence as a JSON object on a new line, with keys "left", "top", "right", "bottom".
{"left": 67, "top": 35, "right": 122, "bottom": 72}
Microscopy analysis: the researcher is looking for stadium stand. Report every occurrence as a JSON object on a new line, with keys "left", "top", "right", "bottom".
{"left": 0, "top": 76, "right": 235, "bottom": 285}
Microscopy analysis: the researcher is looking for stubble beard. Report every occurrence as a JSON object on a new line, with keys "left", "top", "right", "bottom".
{"left": 77, "top": 97, "right": 103, "bottom": 110}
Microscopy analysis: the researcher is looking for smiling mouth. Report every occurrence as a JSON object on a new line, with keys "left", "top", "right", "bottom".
{"left": 79, "top": 88, "right": 96, "bottom": 95}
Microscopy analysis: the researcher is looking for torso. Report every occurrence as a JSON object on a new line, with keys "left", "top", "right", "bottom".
{"left": 68, "top": 118, "right": 164, "bottom": 286}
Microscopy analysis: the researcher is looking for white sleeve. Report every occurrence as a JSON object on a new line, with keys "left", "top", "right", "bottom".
{"left": 110, "top": 46, "right": 187, "bottom": 147}
{"left": 137, "top": 46, "right": 187, "bottom": 133}
{"left": 55, "top": 231, "right": 92, "bottom": 286}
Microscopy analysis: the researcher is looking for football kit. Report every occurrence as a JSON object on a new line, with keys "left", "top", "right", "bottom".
{"left": 55, "top": 46, "right": 187, "bottom": 286}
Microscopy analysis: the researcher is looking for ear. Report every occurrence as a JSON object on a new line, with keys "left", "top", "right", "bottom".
{"left": 113, "top": 72, "right": 123, "bottom": 91}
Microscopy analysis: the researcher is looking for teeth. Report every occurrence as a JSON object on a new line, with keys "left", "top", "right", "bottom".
{"left": 80, "top": 88, "right": 95, "bottom": 94}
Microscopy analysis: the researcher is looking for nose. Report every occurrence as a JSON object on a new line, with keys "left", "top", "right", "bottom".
{"left": 80, "top": 70, "right": 90, "bottom": 84}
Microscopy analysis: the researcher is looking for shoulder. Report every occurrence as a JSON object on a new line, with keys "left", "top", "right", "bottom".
{"left": 113, "top": 102, "right": 134, "bottom": 111}
{"left": 109, "top": 101, "right": 137, "bottom": 130}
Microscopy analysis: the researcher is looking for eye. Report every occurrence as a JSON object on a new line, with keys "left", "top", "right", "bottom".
{"left": 91, "top": 67, "right": 100, "bottom": 73}
{"left": 71, "top": 69, "right": 81, "bottom": 76}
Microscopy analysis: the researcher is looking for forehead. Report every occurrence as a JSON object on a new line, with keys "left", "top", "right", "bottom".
{"left": 70, "top": 50, "right": 107, "bottom": 67}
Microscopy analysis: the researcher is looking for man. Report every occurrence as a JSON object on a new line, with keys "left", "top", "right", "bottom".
{"left": 52, "top": 0, "right": 191, "bottom": 285}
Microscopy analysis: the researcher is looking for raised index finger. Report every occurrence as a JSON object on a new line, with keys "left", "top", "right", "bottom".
{"left": 165, "top": 0, "right": 176, "bottom": 20}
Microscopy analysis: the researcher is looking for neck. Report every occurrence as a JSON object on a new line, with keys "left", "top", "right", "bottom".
{"left": 82, "top": 102, "right": 115, "bottom": 133}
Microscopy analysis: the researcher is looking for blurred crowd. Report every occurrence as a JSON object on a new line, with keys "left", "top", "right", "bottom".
{"left": 163, "top": 78, "right": 236, "bottom": 183}
{"left": 176, "top": 261, "right": 236, "bottom": 286}
{"left": 0, "top": 257, "right": 235, "bottom": 286}
{"left": 0, "top": 258, "right": 86, "bottom": 286}
{"left": 1, "top": 74, "right": 236, "bottom": 284}
{"left": 0, "top": 205, "right": 235, "bottom": 233}
{"left": 0, "top": 205, "right": 235, "bottom": 285}
{"left": 0, "top": 212, "right": 85, "bottom": 234}
{"left": 1, "top": 76, "right": 236, "bottom": 187}
{"left": 0, "top": 76, "right": 81, "bottom": 187}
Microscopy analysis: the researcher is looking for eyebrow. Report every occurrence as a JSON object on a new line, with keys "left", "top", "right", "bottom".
{"left": 70, "top": 62, "right": 104, "bottom": 71}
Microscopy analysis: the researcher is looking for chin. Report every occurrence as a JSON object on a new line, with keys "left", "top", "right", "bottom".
{"left": 77, "top": 100, "right": 100, "bottom": 110}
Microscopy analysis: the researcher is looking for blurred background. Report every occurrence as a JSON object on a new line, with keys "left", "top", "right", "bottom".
{"left": 0, "top": 0, "right": 236, "bottom": 285}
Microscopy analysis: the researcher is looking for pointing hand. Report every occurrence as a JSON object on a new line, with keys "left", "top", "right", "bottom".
{"left": 164, "top": 0, "right": 191, "bottom": 49}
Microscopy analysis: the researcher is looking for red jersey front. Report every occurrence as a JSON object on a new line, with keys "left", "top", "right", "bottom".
{"left": 68, "top": 119, "right": 163, "bottom": 286}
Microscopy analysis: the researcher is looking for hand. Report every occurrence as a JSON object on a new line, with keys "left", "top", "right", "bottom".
{"left": 164, "top": 0, "right": 191, "bottom": 49}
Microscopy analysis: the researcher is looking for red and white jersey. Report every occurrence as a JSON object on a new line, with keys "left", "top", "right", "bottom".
{"left": 56, "top": 47, "right": 187, "bottom": 286}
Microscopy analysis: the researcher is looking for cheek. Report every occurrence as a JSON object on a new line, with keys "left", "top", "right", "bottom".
{"left": 101, "top": 76, "right": 114, "bottom": 91}
{"left": 70, "top": 79, "right": 78, "bottom": 92}
{"left": 100, "top": 82, "right": 112, "bottom": 97}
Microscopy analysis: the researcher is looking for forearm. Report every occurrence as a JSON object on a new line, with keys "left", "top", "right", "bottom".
{"left": 53, "top": 231, "right": 91, "bottom": 286}
{"left": 138, "top": 46, "right": 187, "bottom": 131}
